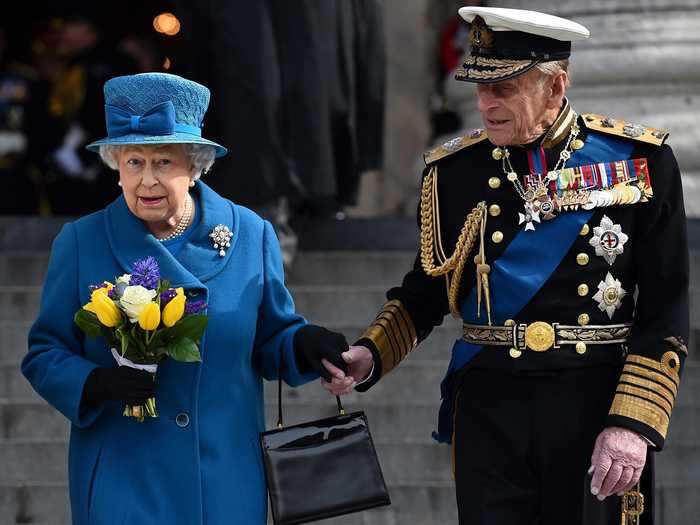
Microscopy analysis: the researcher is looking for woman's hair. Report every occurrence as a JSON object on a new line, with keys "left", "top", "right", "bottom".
{"left": 98, "top": 144, "right": 217, "bottom": 180}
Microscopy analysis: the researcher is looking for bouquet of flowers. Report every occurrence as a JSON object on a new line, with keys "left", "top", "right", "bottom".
{"left": 74, "top": 256, "right": 207, "bottom": 422}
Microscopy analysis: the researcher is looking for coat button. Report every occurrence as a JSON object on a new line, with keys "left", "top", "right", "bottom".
{"left": 489, "top": 204, "right": 501, "bottom": 217}
{"left": 578, "top": 313, "right": 590, "bottom": 326}
{"left": 578, "top": 284, "right": 589, "bottom": 297}
{"left": 576, "top": 253, "right": 589, "bottom": 266}
{"left": 491, "top": 231, "right": 504, "bottom": 243}
{"left": 580, "top": 224, "right": 590, "bottom": 236}
{"left": 488, "top": 177, "right": 502, "bottom": 189}
{"left": 176, "top": 413, "right": 190, "bottom": 428}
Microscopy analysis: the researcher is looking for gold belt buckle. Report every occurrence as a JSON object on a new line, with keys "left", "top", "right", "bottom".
{"left": 523, "top": 321, "right": 556, "bottom": 352}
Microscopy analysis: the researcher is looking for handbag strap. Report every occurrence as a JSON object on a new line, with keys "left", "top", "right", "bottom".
{"left": 277, "top": 344, "right": 345, "bottom": 428}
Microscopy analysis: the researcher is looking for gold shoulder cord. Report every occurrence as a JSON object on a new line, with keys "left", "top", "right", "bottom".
{"left": 419, "top": 165, "right": 487, "bottom": 319}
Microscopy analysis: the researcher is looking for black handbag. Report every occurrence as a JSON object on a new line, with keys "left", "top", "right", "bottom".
{"left": 260, "top": 357, "right": 391, "bottom": 525}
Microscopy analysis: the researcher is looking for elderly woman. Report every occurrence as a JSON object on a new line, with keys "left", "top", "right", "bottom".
{"left": 21, "top": 72, "right": 353, "bottom": 525}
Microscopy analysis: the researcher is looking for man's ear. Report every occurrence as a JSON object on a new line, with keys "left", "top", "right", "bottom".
{"left": 548, "top": 72, "right": 567, "bottom": 110}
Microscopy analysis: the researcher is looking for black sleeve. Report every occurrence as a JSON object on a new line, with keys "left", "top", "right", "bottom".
{"left": 606, "top": 143, "right": 690, "bottom": 449}
{"left": 355, "top": 167, "right": 451, "bottom": 390}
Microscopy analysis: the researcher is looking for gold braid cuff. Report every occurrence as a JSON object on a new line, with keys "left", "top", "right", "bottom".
{"left": 419, "top": 165, "right": 486, "bottom": 317}
{"left": 360, "top": 300, "right": 418, "bottom": 377}
{"left": 609, "top": 352, "right": 682, "bottom": 440}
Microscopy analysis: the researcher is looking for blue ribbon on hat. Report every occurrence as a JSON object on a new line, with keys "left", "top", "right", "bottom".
{"left": 105, "top": 101, "right": 202, "bottom": 138}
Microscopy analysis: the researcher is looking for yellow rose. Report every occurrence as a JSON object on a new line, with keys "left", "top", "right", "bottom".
{"left": 86, "top": 292, "right": 122, "bottom": 327}
{"left": 162, "top": 294, "right": 186, "bottom": 327}
{"left": 138, "top": 302, "right": 161, "bottom": 331}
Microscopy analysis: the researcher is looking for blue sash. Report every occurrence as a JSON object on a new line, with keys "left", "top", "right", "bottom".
{"left": 433, "top": 132, "right": 635, "bottom": 443}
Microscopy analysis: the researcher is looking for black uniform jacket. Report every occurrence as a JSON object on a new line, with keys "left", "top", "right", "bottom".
{"left": 356, "top": 105, "right": 689, "bottom": 449}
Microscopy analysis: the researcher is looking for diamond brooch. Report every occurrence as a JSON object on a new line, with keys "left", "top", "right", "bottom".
{"left": 209, "top": 224, "right": 232, "bottom": 257}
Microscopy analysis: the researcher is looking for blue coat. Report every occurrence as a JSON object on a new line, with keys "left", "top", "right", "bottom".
{"left": 22, "top": 181, "right": 317, "bottom": 524}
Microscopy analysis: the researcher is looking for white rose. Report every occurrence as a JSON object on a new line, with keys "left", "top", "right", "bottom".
{"left": 120, "top": 285, "right": 158, "bottom": 323}
{"left": 116, "top": 274, "right": 131, "bottom": 285}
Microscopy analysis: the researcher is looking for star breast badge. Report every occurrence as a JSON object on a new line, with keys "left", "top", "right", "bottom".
{"left": 589, "top": 215, "right": 628, "bottom": 265}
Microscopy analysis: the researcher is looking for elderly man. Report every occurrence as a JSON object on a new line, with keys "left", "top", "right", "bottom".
{"left": 322, "top": 6, "right": 689, "bottom": 525}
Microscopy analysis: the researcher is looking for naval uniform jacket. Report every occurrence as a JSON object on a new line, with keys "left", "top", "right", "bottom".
{"left": 21, "top": 180, "right": 317, "bottom": 525}
{"left": 356, "top": 107, "right": 689, "bottom": 450}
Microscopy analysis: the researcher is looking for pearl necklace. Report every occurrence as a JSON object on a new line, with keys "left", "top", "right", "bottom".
{"left": 157, "top": 194, "right": 193, "bottom": 242}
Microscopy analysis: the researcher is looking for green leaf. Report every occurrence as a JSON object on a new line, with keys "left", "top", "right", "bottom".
{"left": 162, "top": 315, "right": 208, "bottom": 343}
{"left": 167, "top": 337, "right": 202, "bottom": 362}
{"left": 74, "top": 309, "right": 102, "bottom": 338}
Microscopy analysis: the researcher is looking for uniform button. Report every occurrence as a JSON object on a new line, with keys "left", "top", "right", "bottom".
{"left": 491, "top": 231, "right": 504, "bottom": 243}
{"left": 504, "top": 319, "right": 516, "bottom": 326}
{"left": 176, "top": 412, "right": 190, "bottom": 428}
{"left": 577, "top": 284, "right": 589, "bottom": 297}
{"left": 578, "top": 313, "right": 590, "bottom": 326}
{"left": 580, "top": 224, "right": 590, "bottom": 236}
{"left": 489, "top": 204, "right": 501, "bottom": 217}
{"left": 576, "top": 342, "right": 587, "bottom": 355}
{"left": 488, "top": 177, "right": 502, "bottom": 189}
{"left": 576, "top": 253, "right": 589, "bottom": 266}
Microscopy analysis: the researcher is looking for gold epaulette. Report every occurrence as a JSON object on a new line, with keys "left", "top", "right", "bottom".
{"left": 423, "top": 129, "right": 488, "bottom": 165}
{"left": 581, "top": 114, "right": 669, "bottom": 146}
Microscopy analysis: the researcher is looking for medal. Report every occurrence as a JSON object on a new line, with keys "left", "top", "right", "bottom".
{"left": 589, "top": 215, "right": 628, "bottom": 265}
{"left": 593, "top": 272, "right": 626, "bottom": 319}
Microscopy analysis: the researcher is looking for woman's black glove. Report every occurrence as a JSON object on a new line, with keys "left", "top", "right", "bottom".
{"left": 293, "top": 324, "right": 349, "bottom": 381}
{"left": 82, "top": 367, "right": 156, "bottom": 406}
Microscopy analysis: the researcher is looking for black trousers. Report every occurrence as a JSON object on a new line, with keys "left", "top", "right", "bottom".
{"left": 454, "top": 365, "right": 653, "bottom": 525}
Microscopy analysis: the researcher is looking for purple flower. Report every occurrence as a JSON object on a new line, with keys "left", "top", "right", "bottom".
{"left": 160, "top": 289, "right": 177, "bottom": 307}
{"left": 129, "top": 256, "right": 160, "bottom": 290}
{"left": 108, "top": 287, "right": 120, "bottom": 300}
{"left": 185, "top": 300, "right": 207, "bottom": 315}
{"left": 88, "top": 282, "right": 108, "bottom": 292}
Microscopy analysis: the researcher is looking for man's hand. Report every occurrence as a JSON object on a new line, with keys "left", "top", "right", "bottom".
{"left": 321, "top": 345, "right": 374, "bottom": 395}
{"left": 589, "top": 426, "right": 648, "bottom": 500}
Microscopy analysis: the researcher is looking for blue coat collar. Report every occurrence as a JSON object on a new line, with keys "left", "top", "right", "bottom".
{"left": 104, "top": 180, "right": 239, "bottom": 288}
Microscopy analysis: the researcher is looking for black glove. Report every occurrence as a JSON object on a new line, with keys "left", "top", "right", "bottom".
{"left": 82, "top": 367, "right": 156, "bottom": 406}
{"left": 293, "top": 324, "right": 349, "bottom": 381}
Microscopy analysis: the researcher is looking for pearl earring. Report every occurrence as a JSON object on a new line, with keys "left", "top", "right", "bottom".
{"left": 118, "top": 181, "right": 122, "bottom": 187}
{"left": 189, "top": 180, "right": 195, "bottom": 187}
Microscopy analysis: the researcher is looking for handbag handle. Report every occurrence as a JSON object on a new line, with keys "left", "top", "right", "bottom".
{"left": 277, "top": 345, "right": 345, "bottom": 429}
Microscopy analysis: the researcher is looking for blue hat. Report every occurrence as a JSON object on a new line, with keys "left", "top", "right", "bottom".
{"left": 86, "top": 72, "right": 227, "bottom": 157}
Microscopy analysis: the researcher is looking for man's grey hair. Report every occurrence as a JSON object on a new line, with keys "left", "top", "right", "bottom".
{"left": 535, "top": 59, "right": 571, "bottom": 88}
{"left": 98, "top": 143, "right": 216, "bottom": 180}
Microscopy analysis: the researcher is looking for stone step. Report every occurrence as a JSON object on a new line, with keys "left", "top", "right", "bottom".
{"left": 2, "top": 437, "right": 699, "bottom": 489}
{"left": 4, "top": 283, "right": 700, "bottom": 338}
{"left": 0, "top": 320, "right": 461, "bottom": 364}
{"left": 0, "top": 482, "right": 70, "bottom": 525}
{"left": 0, "top": 251, "right": 418, "bottom": 288}
{"left": 0, "top": 285, "right": 392, "bottom": 325}
{"left": 5, "top": 356, "right": 700, "bottom": 410}
{"left": 1, "top": 481, "right": 698, "bottom": 525}
{"left": 3, "top": 387, "right": 700, "bottom": 446}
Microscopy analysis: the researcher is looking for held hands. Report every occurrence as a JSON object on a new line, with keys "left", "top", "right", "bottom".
{"left": 589, "top": 426, "right": 648, "bottom": 500}
{"left": 293, "top": 324, "right": 350, "bottom": 381}
{"left": 321, "top": 345, "right": 374, "bottom": 396}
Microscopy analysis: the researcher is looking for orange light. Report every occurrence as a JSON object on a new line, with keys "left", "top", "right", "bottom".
{"left": 153, "top": 13, "right": 181, "bottom": 36}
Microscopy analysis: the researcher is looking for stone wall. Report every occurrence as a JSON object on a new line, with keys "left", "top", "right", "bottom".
{"left": 354, "top": 0, "right": 700, "bottom": 217}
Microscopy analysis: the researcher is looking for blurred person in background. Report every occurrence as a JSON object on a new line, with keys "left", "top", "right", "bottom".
{"left": 42, "top": 13, "right": 139, "bottom": 215}
{"left": 0, "top": 27, "right": 43, "bottom": 215}
{"left": 183, "top": 0, "right": 385, "bottom": 266}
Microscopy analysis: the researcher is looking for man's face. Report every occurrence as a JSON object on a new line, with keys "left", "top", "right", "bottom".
{"left": 476, "top": 69, "right": 553, "bottom": 146}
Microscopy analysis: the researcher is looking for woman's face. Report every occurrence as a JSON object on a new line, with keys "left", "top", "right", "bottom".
{"left": 117, "top": 144, "right": 194, "bottom": 227}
